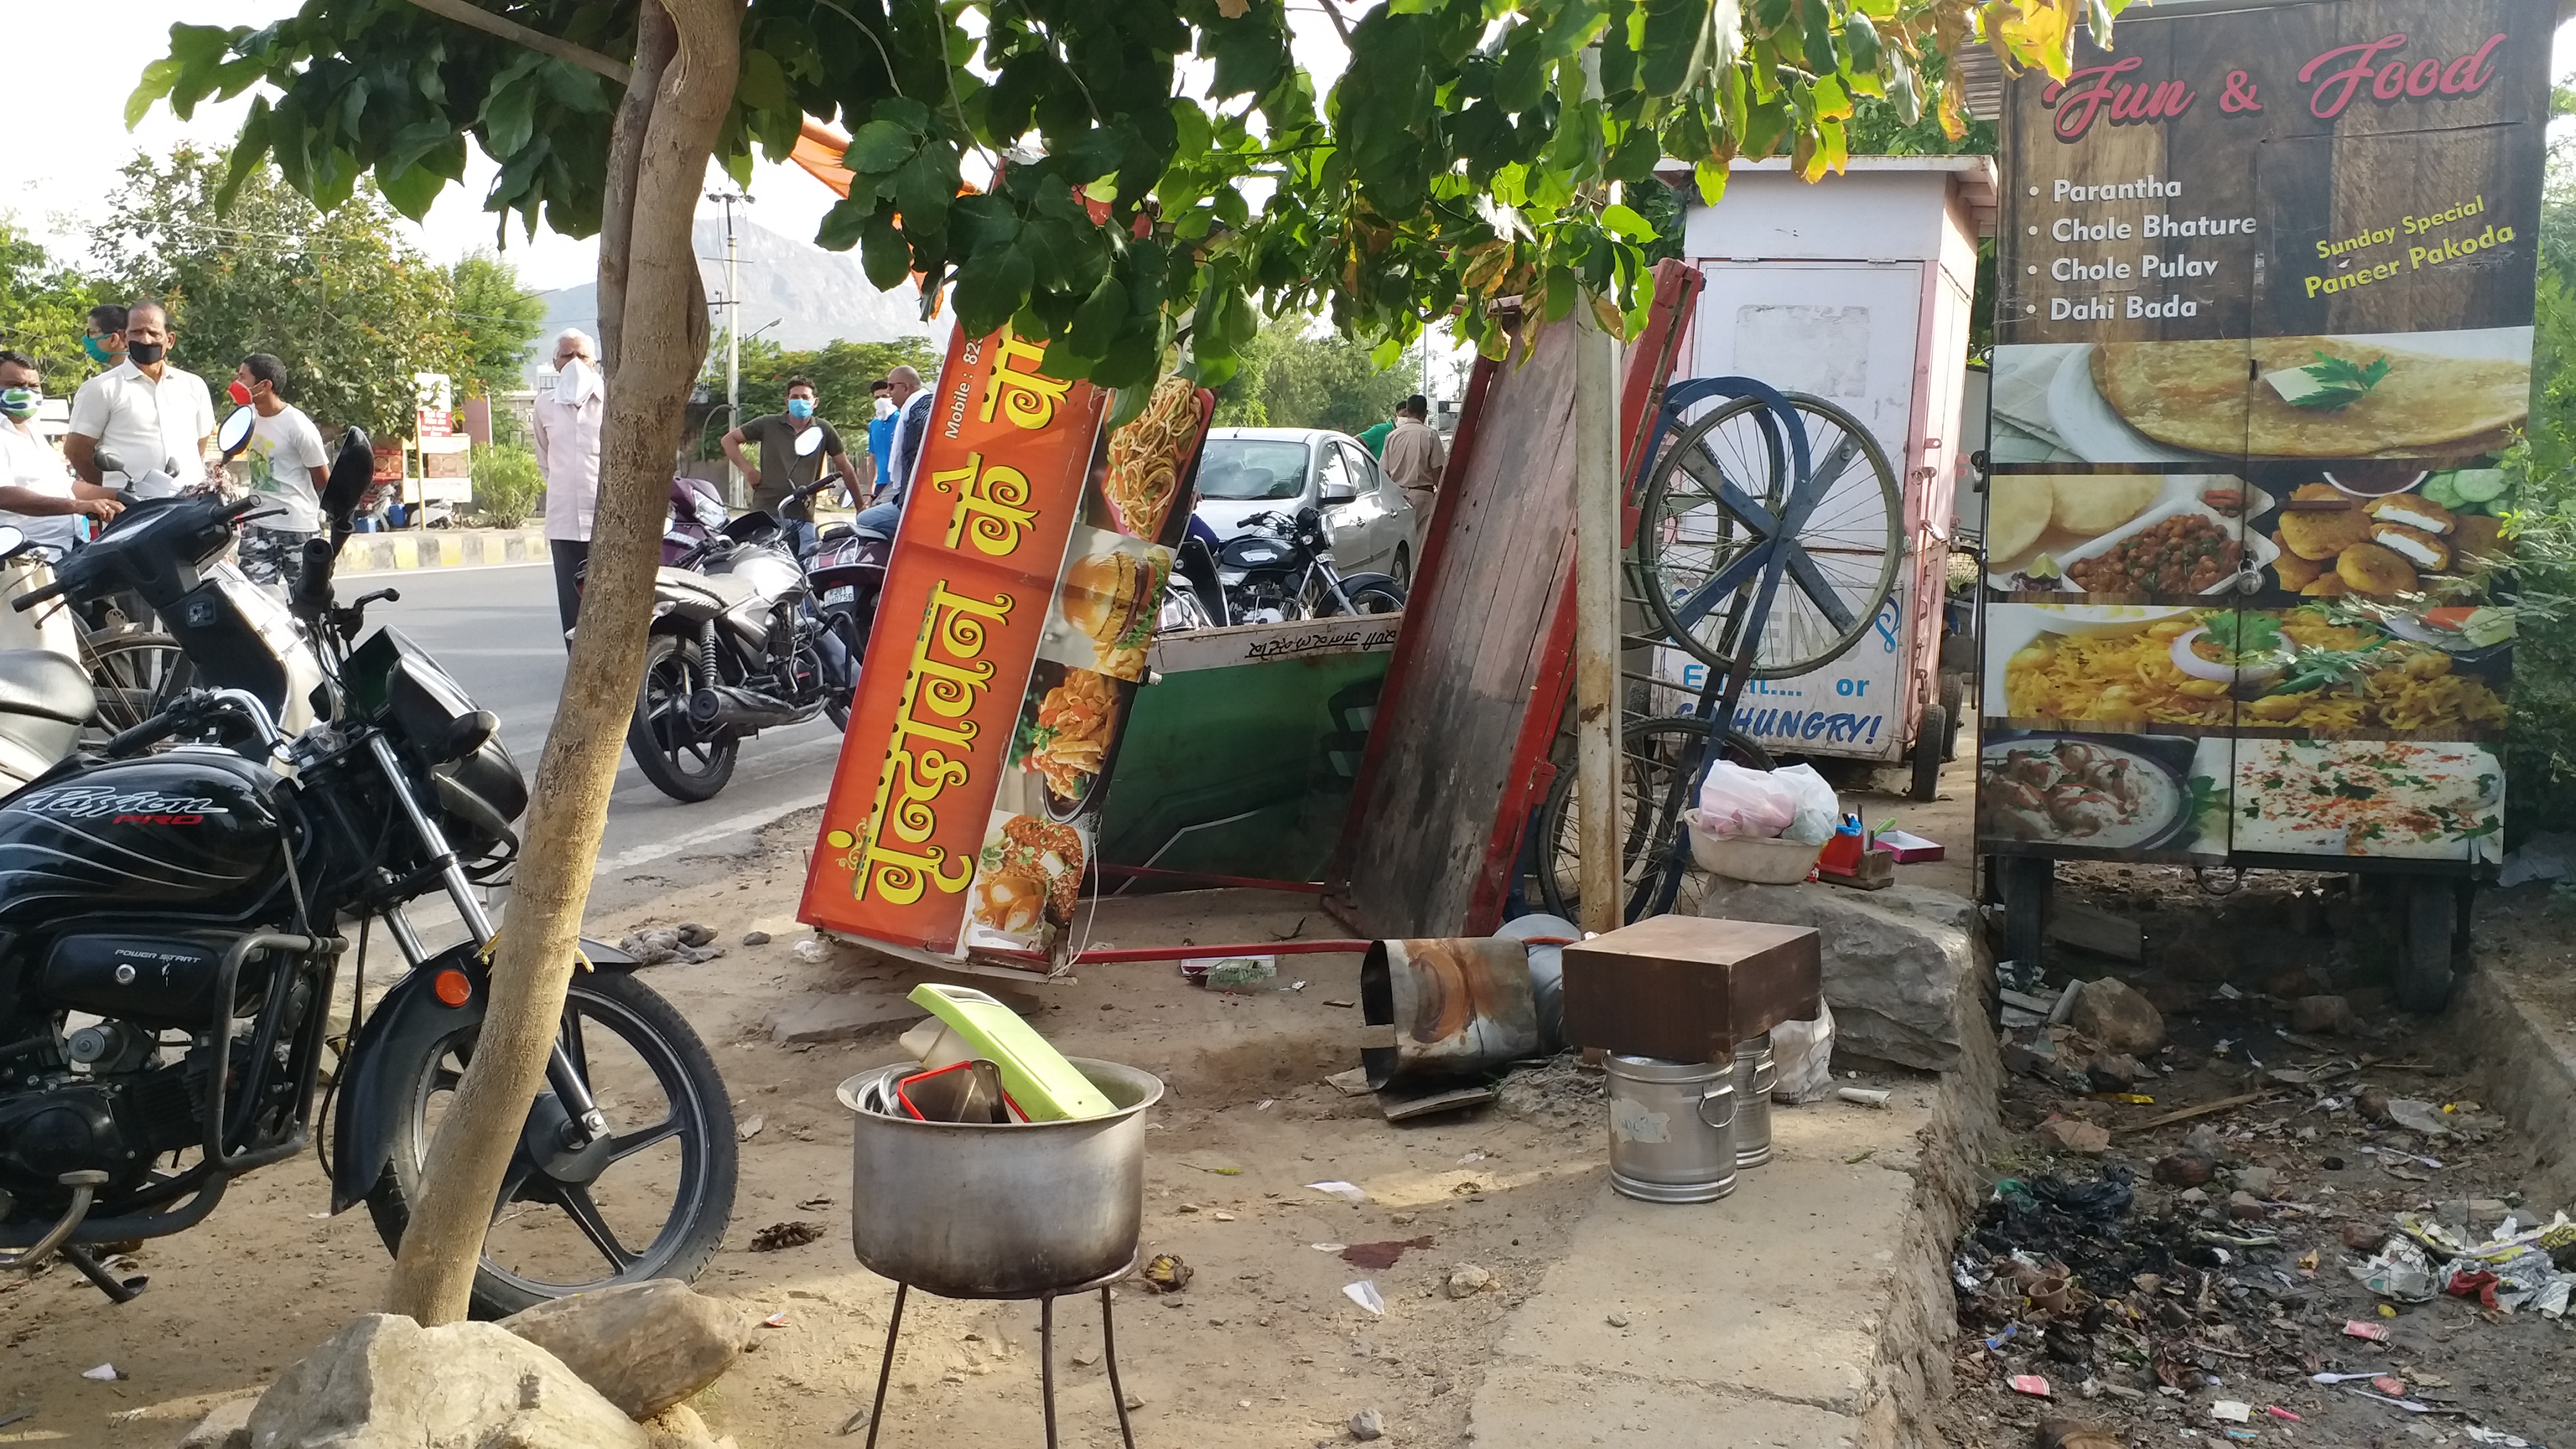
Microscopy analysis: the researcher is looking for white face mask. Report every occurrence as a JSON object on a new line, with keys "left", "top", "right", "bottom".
{"left": 872, "top": 396, "right": 896, "bottom": 419}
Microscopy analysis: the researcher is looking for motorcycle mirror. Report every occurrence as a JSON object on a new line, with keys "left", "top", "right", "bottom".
{"left": 217, "top": 406, "right": 256, "bottom": 461}
{"left": 0, "top": 525, "right": 25, "bottom": 559}
{"left": 92, "top": 447, "right": 127, "bottom": 478}
{"left": 793, "top": 425, "right": 826, "bottom": 458}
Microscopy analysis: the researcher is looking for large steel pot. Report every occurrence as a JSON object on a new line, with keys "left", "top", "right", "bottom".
{"left": 836, "top": 1057, "right": 1162, "bottom": 1298}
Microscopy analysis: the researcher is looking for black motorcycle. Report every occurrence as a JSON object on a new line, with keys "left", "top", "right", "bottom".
{"left": 0, "top": 469, "right": 737, "bottom": 1318}
{"left": 1169, "top": 505, "right": 1405, "bottom": 628}
{"left": 624, "top": 467, "right": 855, "bottom": 802}
{"left": 806, "top": 516, "right": 891, "bottom": 725}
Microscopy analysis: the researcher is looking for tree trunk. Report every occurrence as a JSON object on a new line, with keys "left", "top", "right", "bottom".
{"left": 381, "top": 0, "right": 743, "bottom": 1327}
{"left": 597, "top": 2, "right": 679, "bottom": 372}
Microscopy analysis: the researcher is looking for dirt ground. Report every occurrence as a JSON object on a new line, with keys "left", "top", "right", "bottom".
{"left": 0, "top": 812, "right": 1633, "bottom": 1448}
{"left": 1935, "top": 865, "right": 2576, "bottom": 1449}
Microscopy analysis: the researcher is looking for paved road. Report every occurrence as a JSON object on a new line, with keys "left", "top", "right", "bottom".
{"left": 350, "top": 560, "right": 846, "bottom": 889}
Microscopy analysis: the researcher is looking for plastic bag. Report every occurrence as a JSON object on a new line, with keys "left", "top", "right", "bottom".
{"left": 1772, "top": 764, "right": 1840, "bottom": 846}
{"left": 1769, "top": 999, "right": 1838, "bottom": 1104}
{"left": 1696, "top": 759, "right": 1796, "bottom": 840}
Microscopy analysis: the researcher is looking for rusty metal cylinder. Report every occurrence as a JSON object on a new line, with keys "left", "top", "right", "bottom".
{"left": 1360, "top": 937, "right": 1542, "bottom": 1091}
{"left": 1732, "top": 1033, "right": 1775, "bottom": 1168}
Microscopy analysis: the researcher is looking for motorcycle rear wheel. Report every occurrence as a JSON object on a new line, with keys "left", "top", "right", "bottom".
{"left": 363, "top": 970, "right": 738, "bottom": 1319}
{"left": 628, "top": 633, "right": 738, "bottom": 802}
{"left": 821, "top": 607, "right": 865, "bottom": 732}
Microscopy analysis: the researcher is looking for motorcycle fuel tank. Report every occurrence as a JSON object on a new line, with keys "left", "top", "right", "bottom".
{"left": 0, "top": 750, "right": 285, "bottom": 926}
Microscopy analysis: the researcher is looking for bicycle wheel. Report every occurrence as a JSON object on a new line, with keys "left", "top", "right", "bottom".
{"left": 1635, "top": 393, "right": 1901, "bottom": 679}
{"left": 82, "top": 631, "right": 193, "bottom": 737}
{"left": 1535, "top": 716, "right": 1774, "bottom": 924}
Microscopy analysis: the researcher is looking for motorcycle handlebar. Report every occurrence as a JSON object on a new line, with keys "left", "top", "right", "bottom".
{"left": 10, "top": 579, "right": 67, "bottom": 612}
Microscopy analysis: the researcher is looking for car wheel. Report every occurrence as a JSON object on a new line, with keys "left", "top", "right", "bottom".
{"left": 1390, "top": 544, "right": 1411, "bottom": 589}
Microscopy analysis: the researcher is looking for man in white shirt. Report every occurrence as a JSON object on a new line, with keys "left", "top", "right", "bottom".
{"left": 0, "top": 349, "right": 125, "bottom": 554}
{"left": 63, "top": 300, "right": 217, "bottom": 499}
{"left": 533, "top": 327, "right": 605, "bottom": 637}
{"left": 227, "top": 353, "right": 330, "bottom": 594}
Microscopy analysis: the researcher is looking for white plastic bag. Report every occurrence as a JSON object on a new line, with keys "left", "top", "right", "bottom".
{"left": 1696, "top": 759, "right": 1797, "bottom": 840}
{"left": 1772, "top": 764, "right": 1840, "bottom": 846}
{"left": 1769, "top": 999, "right": 1838, "bottom": 1104}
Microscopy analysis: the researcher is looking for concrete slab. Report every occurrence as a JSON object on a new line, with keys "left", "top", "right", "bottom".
{"left": 1472, "top": 886, "right": 2004, "bottom": 1449}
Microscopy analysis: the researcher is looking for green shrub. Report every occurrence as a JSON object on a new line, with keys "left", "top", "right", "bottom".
{"left": 469, "top": 443, "right": 543, "bottom": 528}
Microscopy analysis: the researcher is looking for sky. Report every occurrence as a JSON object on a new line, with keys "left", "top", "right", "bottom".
{"left": 3, "top": 1, "right": 1361, "bottom": 296}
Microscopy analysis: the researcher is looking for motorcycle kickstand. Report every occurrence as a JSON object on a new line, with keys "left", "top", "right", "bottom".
{"left": 58, "top": 1244, "right": 148, "bottom": 1303}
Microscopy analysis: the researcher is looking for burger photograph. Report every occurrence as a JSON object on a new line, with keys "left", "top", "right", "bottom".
{"left": 1042, "top": 524, "right": 1171, "bottom": 683}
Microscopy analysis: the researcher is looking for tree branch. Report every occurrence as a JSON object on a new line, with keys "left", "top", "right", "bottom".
{"left": 1310, "top": 1, "right": 1353, "bottom": 48}
{"left": 402, "top": 0, "right": 635, "bottom": 87}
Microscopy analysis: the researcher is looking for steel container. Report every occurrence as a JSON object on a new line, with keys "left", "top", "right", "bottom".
{"left": 837, "top": 1058, "right": 1162, "bottom": 1298}
{"left": 1732, "top": 1033, "right": 1777, "bottom": 1169}
{"left": 1359, "top": 936, "right": 1542, "bottom": 1091}
{"left": 1604, "top": 1054, "right": 1737, "bottom": 1204}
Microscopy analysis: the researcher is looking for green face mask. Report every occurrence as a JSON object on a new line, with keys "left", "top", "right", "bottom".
{"left": 80, "top": 335, "right": 115, "bottom": 366}
{"left": 0, "top": 387, "right": 37, "bottom": 421}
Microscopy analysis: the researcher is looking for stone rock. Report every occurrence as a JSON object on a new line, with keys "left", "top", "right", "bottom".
{"left": 2155, "top": 1152, "right": 2216, "bottom": 1188}
{"left": 2290, "top": 995, "right": 2358, "bottom": 1036}
{"left": 2233, "top": 1166, "right": 2277, "bottom": 1196}
{"left": 2262, "top": 965, "right": 2334, "bottom": 1001}
{"left": 2341, "top": 1221, "right": 2384, "bottom": 1251}
{"left": 502, "top": 1280, "right": 754, "bottom": 1420}
{"left": 1445, "top": 1264, "right": 1495, "bottom": 1299}
{"left": 2069, "top": 978, "right": 2165, "bottom": 1057}
{"left": 1348, "top": 1407, "right": 1385, "bottom": 1441}
{"left": 180, "top": 1397, "right": 257, "bottom": 1449}
{"left": 2086, "top": 1052, "right": 2145, "bottom": 1091}
{"left": 764, "top": 992, "right": 927, "bottom": 1045}
{"left": 2177, "top": 1188, "right": 2209, "bottom": 1208}
{"left": 244, "top": 1313, "right": 647, "bottom": 1449}
{"left": 2228, "top": 1191, "right": 2267, "bottom": 1221}
{"left": 641, "top": 1403, "right": 721, "bottom": 1449}
{"left": 1680, "top": 879, "right": 1980, "bottom": 1071}
{"left": 2181, "top": 1124, "right": 2223, "bottom": 1157}
{"left": 741, "top": 931, "right": 771, "bottom": 946}
{"left": 2357, "top": 1087, "right": 2394, "bottom": 1124}
{"left": 2138, "top": 979, "right": 2205, "bottom": 1016}
{"left": 2035, "top": 1116, "right": 2111, "bottom": 1156}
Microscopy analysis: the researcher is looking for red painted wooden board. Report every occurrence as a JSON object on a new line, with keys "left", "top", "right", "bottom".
{"left": 1328, "top": 263, "right": 1703, "bottom": 939}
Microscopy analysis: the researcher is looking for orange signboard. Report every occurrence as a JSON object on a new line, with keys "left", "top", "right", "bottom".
{"left": 800, "top": 327, "right": 1106, "bottom": 954}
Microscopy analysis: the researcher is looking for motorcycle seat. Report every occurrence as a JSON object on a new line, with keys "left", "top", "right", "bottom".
{"left": 0, "top": 650, "right": 95, "bottom": 792}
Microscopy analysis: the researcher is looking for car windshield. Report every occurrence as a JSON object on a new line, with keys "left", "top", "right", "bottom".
{"left": 1197, "top": 438, "right": 1310, "bottom": 500}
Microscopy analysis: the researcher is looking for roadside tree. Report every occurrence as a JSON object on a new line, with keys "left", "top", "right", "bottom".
{"left": 0, "top": 220, "right": 106, "bottom": 385}
{"left": 139, "top": 0, "right": 2119, "bottom": 1326}
{"left": 450, "top": 250, "right": 550, "bottom": 399}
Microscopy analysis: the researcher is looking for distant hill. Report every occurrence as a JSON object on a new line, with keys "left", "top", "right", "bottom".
{"left": 531, "top": 217, "right": 944, "bottom": 380}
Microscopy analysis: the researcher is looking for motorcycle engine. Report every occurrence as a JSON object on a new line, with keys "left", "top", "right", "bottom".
{"left": 0, "top": 1029, "right": 207, "bottom": 1204}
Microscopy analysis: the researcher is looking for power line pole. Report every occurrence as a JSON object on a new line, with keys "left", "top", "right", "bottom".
{"left": 706, "top": 188, "right": 749, "bottom": 505}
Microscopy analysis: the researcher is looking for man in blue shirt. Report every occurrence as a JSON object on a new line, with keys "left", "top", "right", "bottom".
{"left": 863, "top": 377, "right": 896, "bottom": 495}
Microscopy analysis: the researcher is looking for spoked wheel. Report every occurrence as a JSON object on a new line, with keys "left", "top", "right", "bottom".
{"left": 1634, "top": 393, "right": 1902, "bottom": 678}
{"left": 1322, "top": 577, "right": 1404, "bottom": 616}
{"left": 627, "top": 634, "right": 738, "bottom": 802}
{"left": 82, "top": 631, "right": 193, "bottom": 740}
{"left": 1536, "top": 716, "right": 1775, "bottom": 925}
{"left": 364, "top": 970, "right": 738, "bottom": 1319}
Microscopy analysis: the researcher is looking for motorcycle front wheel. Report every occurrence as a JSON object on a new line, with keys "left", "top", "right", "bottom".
{"left": 628, "top": 633, "right": 738, "bottom": 801}
{"left": 363, "top": 970, "right": 738, "bottom": 1320}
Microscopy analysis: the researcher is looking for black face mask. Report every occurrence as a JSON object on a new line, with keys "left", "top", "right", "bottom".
{"left": 126, "top": 341, "right": 167, "bottom": 365}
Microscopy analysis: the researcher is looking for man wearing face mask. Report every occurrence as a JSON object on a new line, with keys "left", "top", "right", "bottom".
{"left": 720, "top": 376, "right": 854, "bottom": 560}
{"left": 0, "top": 350, "right": 125, "bottom": 555}
{"left": 79, "top": 304, "right": 128, "bottom": 373}
{"left": 225, "top": 354, "right": 329, "bottom": 594}
{"left": 63, "top": 299, "right": 217, "bottom": 499}
{"left": 854, "top": 364, "right": 933, "bottom": 538}
{"left": 533, "top": 328, "right": 605, "bottom": 638}
{"left": 863, "top": 377, "right": 894, "bottom": 495}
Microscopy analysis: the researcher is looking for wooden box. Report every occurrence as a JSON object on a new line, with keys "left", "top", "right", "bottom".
{"left": 1559, "top": 915, "right": 1824, "bottom": 1064}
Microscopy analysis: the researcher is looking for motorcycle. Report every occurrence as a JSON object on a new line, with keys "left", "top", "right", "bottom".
{"left": 624, "top": 424, "right": 855, "bottom": 802}
{"left": 804, "top": 515, "right": 891, "bottom": 727}
{"left": 0, "top": 458, "right": 737, "bottom": 1319}
{"left": 1168, "top": 505, "right": 1405, "bottom": 629}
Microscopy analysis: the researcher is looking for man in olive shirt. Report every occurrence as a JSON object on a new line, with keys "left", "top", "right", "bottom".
{"left": 719, "top": 376, "right": 856, "bottom": 558}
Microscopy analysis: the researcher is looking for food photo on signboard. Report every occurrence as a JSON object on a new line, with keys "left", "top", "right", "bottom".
{"left": 1985, "top": 472, "right": 2263, "bottom": 594}
{"left": 1978, "top": 729, "right": 2231, "bottom": 861}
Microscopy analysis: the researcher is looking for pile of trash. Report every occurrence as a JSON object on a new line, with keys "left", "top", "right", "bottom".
{"left": 2349, "top": 1211, "right": 2576, "bottom": 1318}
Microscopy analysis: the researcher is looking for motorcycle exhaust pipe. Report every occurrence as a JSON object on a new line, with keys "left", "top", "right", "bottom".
{"left": 687, "top": 684, "right": 815, "bottom": 732}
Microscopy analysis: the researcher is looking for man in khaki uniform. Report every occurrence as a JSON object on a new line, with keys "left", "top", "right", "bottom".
{"left": 1379, "top": 393, "right": 1445, "bottom": 522}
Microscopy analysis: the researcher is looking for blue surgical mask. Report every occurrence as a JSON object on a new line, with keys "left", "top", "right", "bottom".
{"left": 0, "top": 386, "right": 36, "bottom": 420}
{"left": 81, "top": 335, "right": 115, "bottom": 365}
{"left": 787, "top": 397, "right": 815, "bottom": 420}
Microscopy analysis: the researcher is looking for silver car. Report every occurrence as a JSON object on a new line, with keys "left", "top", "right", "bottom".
{"left": 1192, "top": 427, "right": 1421, "bottom": 588}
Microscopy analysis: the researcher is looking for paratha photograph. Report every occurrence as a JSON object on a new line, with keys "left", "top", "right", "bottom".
{"left": 1986, "top": 328, "right": 2531, "bottom": 465}
{"left": 1978, "top": 730, "right": 2228, "bottom": 860}
{"left": 1984, "top": 472, "right": 2272, "bottom": 596}
{"left": 1985, "top": 603, "right": 2509, "bottom": 738}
